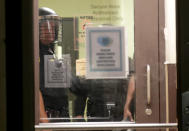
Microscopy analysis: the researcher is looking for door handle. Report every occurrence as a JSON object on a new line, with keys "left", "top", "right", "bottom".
{"left": 147, "top": 64, "right": 151, "bottom": 105}
{"left": 145, "top": 64, "right": 152, "bottom": 115}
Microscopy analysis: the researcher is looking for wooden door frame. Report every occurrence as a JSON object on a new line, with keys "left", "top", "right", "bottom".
{"left": 33, "top": 0, "right": 40, "bottom": 125}
{"left": 159, "top": 0, "right": 166, "bottom": 124}
{"left": 135, "top": 0, "right": 177, "bottom": 126}
{"left": 134, "top": 0, "right": 160, "bottom": 123}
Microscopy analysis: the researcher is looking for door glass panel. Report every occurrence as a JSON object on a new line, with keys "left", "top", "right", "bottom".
{"left": 36, "top": 0, "right": 178, "bottom": 129}
{"left": 38, "top": 0, "right": 135, "bottom": 123}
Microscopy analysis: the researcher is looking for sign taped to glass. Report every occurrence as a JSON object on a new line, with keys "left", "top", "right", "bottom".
{"left": 44, "top": 54, "right": 71, "bottom": 88}
{"left": 86, "top": 26, "right": 129, "bottom": 79}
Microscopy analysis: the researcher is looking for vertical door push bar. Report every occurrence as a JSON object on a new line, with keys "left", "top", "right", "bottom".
{"left": 145, "top": 64, "right": 152, "bottom": 115}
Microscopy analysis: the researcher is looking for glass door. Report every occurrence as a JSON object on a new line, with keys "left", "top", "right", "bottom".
{"left": 34, "top": 0, "right": 178, "bottom": 130}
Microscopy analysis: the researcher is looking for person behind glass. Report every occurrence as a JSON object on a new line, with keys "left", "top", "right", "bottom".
{"left": 39, "top": 7, "right": 70, "bottom": 122}
{"left": 123, "top": 74, "right": 135, "bottom": 121}
{"left": 74, "top": 59, "right": 135, "bottom": 122}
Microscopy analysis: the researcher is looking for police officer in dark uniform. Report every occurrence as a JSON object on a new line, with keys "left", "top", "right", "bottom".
{"left": 39, "top": 7, "right": 70, "bottom": 122}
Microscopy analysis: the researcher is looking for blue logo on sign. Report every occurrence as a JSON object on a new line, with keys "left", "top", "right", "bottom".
{"left": 98, "top": 37, "right": 112, "bottom": 46}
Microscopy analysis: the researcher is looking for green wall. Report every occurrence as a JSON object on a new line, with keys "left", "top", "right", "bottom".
{"left": 39, "top": 0, "right": 134, "bottom": 58}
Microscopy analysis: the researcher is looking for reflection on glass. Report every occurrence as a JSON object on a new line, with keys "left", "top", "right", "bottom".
{"left": 38, "top": 0, "right": 135, "bottom": 123}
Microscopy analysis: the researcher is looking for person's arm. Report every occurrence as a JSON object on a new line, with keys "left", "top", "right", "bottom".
{"left": 39, "top": 91, "right": 49, "bottom": 123}
{"left": 123, "top": 75, "right": 135, "bottom": 121}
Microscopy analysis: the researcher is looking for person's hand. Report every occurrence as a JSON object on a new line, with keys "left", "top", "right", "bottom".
{"left": 75, "top": 115, "right": 83, "bottom": 118}
{"left": 74, "top": 115, "right": 85, "bottom": 122}
{"left": 123, "top": 107, "right": 134, "bottom": 122}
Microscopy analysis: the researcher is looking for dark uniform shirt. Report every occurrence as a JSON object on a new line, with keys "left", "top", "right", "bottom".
{"left": 39, "top": 43, "right": 69, "bottom": 120}
{"left": 73, "top": 58, "right": 135, "bottom": 122}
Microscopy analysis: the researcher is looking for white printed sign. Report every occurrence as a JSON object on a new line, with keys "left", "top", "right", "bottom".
{"left": 86, "top": 26, "right": 128, "bottom": 79}
{"left": 44, "top": 54, "right": 71, "bottom": 88}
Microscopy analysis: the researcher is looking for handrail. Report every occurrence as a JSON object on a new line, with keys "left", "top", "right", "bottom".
{"left": 35, "top": 122, "right": 177, "bottom": 130}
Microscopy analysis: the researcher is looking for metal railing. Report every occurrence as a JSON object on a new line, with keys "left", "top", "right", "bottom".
{"left": 35, "top": 122, "right": 177, "bottom": 130}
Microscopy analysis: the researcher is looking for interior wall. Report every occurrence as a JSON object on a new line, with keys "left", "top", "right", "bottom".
{"left": 38, "top": 0, "right": 134, "bottom": 58}
{"left": 164, "top": 0, "right": 176, "bottom": 63}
